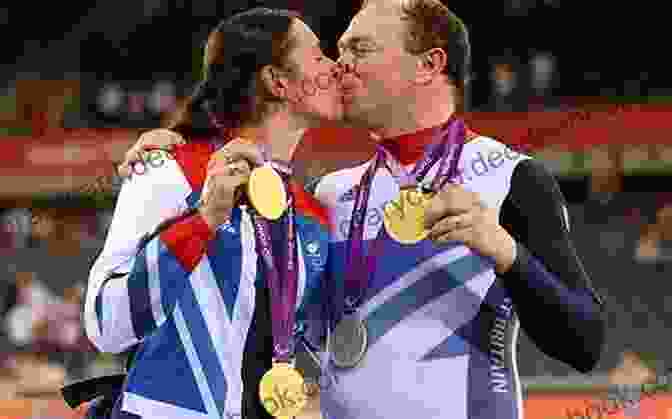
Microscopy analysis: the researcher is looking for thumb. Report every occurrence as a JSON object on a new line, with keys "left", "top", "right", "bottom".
{"left": 423, "top": 195, "right": 443, "bottom": 228}
{"left": 117, "top": 162, "right": 132, "bottom": 179}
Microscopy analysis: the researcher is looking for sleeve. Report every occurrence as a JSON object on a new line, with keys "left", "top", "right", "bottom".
{"left": 93, "top": 213, "right": 216, "bottom": 350}
{"left": 499, "top": 158, "right": 606, "bottom": 373}
{"left": 83, "top": 155, "right": 190, "bottom": 353}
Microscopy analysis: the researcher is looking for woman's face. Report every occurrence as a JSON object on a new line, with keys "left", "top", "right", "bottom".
{"left": 282, "top": 19, "right": 343, "bottom": 124}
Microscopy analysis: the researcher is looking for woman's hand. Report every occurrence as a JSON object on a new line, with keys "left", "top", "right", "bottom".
{"left": 118, "top": 129, "right": 185, "bottom": 178}
{"left": 199, "top": 139, "right": 265, "bottom": 229}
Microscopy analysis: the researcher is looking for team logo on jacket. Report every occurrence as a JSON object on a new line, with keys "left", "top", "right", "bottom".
{"left": 306, "top": 241, "right": 319, "bottom": 255}
{"left": 304, "top": 241, "right": 324, "bottom": 270}
{"left": 218, "top": 220, "right": 236, "bottom": 234}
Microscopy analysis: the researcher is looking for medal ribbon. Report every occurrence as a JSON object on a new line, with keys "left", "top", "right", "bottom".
{"left": 250, "top": 175, "right": 299, "bottom": 363}
{"left": 211, "top": 135, "right": 299, "bottom": 362}
{"left": 340, "top": 118, "right": 467, "bottom": 315}
{"left": 378, "top": 118, "right": 466, "bottom": 192}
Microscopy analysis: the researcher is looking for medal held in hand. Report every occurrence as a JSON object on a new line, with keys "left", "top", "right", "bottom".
{"left": 247, "top": 164, "right": 288, "bottom": 220}
{"left": 380, "top": 119, "right": 466, "bottom": 245}
{"left": 259, "top": 362, "right": 307, "bottom": 419}
{"left": 383, "top": 187, "right": 433, "bottom": 245}
{"left": 329, "top": 119, "right": 467, "bottom": 370}
{"left": 328, "top": 312, "right": 368, "bottom": 369}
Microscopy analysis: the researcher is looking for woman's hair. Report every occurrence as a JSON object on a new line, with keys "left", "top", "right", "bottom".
{"left": 167, "top": 7, "right": 301, "bottom": 139}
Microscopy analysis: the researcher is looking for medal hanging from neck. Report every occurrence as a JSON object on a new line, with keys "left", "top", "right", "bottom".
{"left": 382, "top": 118, "right": 466, "bottom": 245}
{"left": 326, "top": 153, "right": 380, "bottom": 369}
{"left": 327, "top": 118, "right": 466, "bottom": 369}
{"left": 252, "top": 191, "right": 307, "bottom": 418}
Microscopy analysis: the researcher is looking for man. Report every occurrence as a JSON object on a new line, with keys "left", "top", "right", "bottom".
{"left": 122, "top": 1, "right": 605, "bottom": 418}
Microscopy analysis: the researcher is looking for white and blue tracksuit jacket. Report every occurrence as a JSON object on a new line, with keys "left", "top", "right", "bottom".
{"left": 84, "top": 141, "right": 330, "bottom": 419}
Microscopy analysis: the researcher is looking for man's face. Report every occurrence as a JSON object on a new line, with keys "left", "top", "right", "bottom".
{"left": 337, "top": 0, "right": 420, "bottom": 129}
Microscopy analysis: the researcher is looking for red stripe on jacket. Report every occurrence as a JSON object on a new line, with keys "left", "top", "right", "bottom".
{"left": 289, "top": 182, "right": 330, "bottom": 228}
{"left": 172, "top": 141, "right": 215, "bottom": 191}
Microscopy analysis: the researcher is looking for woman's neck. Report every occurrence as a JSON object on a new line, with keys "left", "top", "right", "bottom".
{"left": 236, "top": 114, "right": 306, "bottom": 163}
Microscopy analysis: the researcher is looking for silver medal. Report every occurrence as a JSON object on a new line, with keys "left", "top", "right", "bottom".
{"left": 328, "top": 313, "right": 368, "bottom": 369}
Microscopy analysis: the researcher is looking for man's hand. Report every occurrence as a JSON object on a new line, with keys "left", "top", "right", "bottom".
{"left": 118, "top": 129, "right": 185, "bottom": 178}
{"left": 424, "top": 184, "right": 517, "bottom": 274}
{"left": 199, "top": 138, "right": 265, "bottom": 230}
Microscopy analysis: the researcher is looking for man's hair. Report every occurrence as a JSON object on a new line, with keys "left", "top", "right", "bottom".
{"left": 361, "top": 0, "right": 470, "bottom": 89}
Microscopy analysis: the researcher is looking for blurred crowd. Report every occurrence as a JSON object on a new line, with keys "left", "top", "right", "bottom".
{"left": 635, "top": 194, "right": 672, "bottom": 262}
{"left": 0, "top": 207, "right": 114, "bottom": 397}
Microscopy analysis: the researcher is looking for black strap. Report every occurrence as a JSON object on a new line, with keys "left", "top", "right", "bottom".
{"left": 61, "top": 374, "right": 126, "bottom": 409}
{"left": 125, "top": 344, "right": 139, "bottom": 372}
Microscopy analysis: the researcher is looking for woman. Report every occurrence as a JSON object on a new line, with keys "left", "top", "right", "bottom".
{"left": 75, "top": 7, "right": 342, "bottom": 419}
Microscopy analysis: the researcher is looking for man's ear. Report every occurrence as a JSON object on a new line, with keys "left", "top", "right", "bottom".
{"left": 416, "top": 47, "right": 448, "bottom": 84}
{"left": 260, "top": 64, "right": 290, "bottom": 99}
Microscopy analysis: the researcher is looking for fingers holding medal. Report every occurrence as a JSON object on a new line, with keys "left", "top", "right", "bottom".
{"left": 423, "top": 183, "right": 517, "bottom": 273}
{"left": 426, "top": 210, "right": 477, "bottom": 243}
{"left": 219, "top": 138, "right": 288, "bottom": 220}
{"left": 216, "top": 137, "right": 266, "bottom": 168}
{"left": 424, "top": 184, "right": 483, "bottom": 245}
{"left": 382, "top": 182, "right": 494, "bottom": 249}
{"left": 200, "top": 150, "right": 253, "bottom": 227}
{"left": 202, "top": 138, "right": 288, "bottom": 220}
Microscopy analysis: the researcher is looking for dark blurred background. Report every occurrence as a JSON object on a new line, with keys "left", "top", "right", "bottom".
{"left": 2, "top": 0, "right": 668, "bottom": 113}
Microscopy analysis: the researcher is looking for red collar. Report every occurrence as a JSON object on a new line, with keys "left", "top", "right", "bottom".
{"left": 379, "top": 125, "right": 442, "bottom": 165}
{"left": 379, "top": 121, "right": 478, "bottom": 165}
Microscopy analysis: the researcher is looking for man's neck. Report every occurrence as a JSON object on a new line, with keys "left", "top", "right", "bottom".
{"left": 237, "top": 113, "right": 306, "bottom": 163}
{"left": 370, "top": 91, "right": 456, "bottom": 141}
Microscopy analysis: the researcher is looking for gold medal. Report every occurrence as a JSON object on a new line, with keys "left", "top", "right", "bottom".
{"left": 259, "top": 362, "right": 308, "bottom": 419}
{"left": 247, "top": 165, "right": 288, "bottom": 220}
{"left": 383, "top": 187, "right": 433, "bottom": 244}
